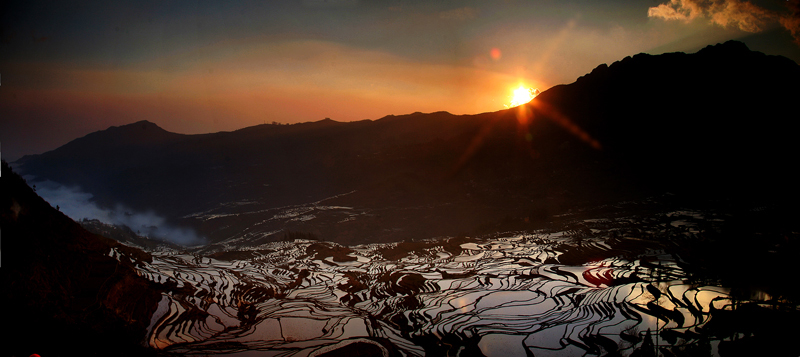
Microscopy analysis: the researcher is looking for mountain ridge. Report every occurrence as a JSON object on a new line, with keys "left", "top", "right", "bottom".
{"left": 16, "top": 40, "right": 800, "bottom": 246}
{"left": 17, "top": 41, "right": 796, "bottom": 161}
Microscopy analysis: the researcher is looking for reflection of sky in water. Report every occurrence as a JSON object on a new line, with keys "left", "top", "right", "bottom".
{"left": 131, "top": 215, "right": 756, "bottom": 356}
{"left": 478, "top": 333, "right": 527, "bottom": 357}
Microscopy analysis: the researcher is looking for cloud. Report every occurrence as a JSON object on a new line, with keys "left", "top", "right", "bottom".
{"left": 780, "top": 0, "right": 800, "bottom": 45}
{"left": 708, "top": 0, "right": 773, "bottom": 32}
{"left": 648, "top": 0, "right": 703, "bottom": 21}
{"left": 35, "top": 181, "right": 112, "bottom": 222}
{"left": 439, "top": 7, "right": 479, "bottom": 21}
{"left": 648, "top": 0, "right": 800, "bottom": 44}
{"left": 31, "top": 178, "right": 205, "bottom": 246}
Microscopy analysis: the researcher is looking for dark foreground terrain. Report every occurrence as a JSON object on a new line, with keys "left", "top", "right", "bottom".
{"left": 1, "top": 161, "right": 166, "bottom": 356}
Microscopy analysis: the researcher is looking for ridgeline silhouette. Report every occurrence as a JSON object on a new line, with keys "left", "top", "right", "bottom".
{"left": 16, "top": 40, "right": 800, "bottom": 245}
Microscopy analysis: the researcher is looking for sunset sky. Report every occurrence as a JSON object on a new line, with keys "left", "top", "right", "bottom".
{"left": 2, "top": 0, "right": 799, "bottom": 161}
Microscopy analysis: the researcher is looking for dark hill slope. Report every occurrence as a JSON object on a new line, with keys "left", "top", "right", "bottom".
{"left": 0, "top": 161, "right": 165, "bottom": 356}
{"left": 534, "top": 40, "right": 800, "bottom": 197}
{"left": 15, "top": 41, "right": 800, "bottom": 245}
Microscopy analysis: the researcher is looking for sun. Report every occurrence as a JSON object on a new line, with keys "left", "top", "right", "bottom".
{"left": 505, "top": 86, "right": 540, "bottom": 108}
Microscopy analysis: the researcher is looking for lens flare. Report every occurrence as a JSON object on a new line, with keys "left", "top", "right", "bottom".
{"left": 490, "top": 48, "right": 502, "bottom": 60}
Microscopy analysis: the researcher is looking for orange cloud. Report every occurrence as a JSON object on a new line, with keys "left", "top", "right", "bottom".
{"left": 648, "top": 0, "right": 800, "bottom": 44}
{"left": 648, "top": 0, "right": 704, "bottom": 21}
{"left": 708, "top": 0, "right": 773, "bottom": 32}
{"left": 780, "top": 1, "right": 800, "bottom": 45}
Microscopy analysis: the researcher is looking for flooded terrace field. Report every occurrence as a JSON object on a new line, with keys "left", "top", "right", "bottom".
{"left": 120, "top": 202, "right": 799, "bottom": 356}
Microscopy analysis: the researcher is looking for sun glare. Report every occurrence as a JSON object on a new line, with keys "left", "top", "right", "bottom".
{"left": 506, "top": 86, "right": 539, "bottom": 108}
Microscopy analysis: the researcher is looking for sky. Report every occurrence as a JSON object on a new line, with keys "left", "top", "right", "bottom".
{"left": 2, "top": 0, "right": 799, "bottom": 162}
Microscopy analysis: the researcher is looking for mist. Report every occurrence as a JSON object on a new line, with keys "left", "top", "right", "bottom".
{"left": 29, "top": 177, "right": 205, "bottom": 246}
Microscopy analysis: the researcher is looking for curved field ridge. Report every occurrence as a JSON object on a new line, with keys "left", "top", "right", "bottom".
{"left": 125, "top": 215, "right": 751, "bottom": 356}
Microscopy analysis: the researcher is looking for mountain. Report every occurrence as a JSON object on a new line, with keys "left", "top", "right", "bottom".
{"left": 537, "top": 40, "right": 800, "bottom": 197}
{"left": 15, "top": 40, "right": 800, "bottom": 248}
{"left": 0, "top": 161, "right": 166, "bottom": 356}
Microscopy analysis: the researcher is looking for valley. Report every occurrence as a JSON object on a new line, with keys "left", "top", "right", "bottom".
{"left": 110, "top": 198, "right": 796, "bottom": 356}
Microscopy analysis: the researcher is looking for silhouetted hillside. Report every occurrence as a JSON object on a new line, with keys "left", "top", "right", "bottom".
{"left": 15, "top": 41, "right": 800, "bottom": 245}
{"left": 0, "top": 160, "right": 166, "bottom": 356}
{"left": 535, "top": 40, "right": 800, "bottom": 198}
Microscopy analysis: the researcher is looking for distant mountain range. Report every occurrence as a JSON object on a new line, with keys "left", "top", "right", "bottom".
{"left": 16, "top": 40, "right": 800, "bottom": 247}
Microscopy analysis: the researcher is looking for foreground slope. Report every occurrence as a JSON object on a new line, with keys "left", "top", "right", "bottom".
{"left": 0, "top": 161, "right": 165, "bottom": 356}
